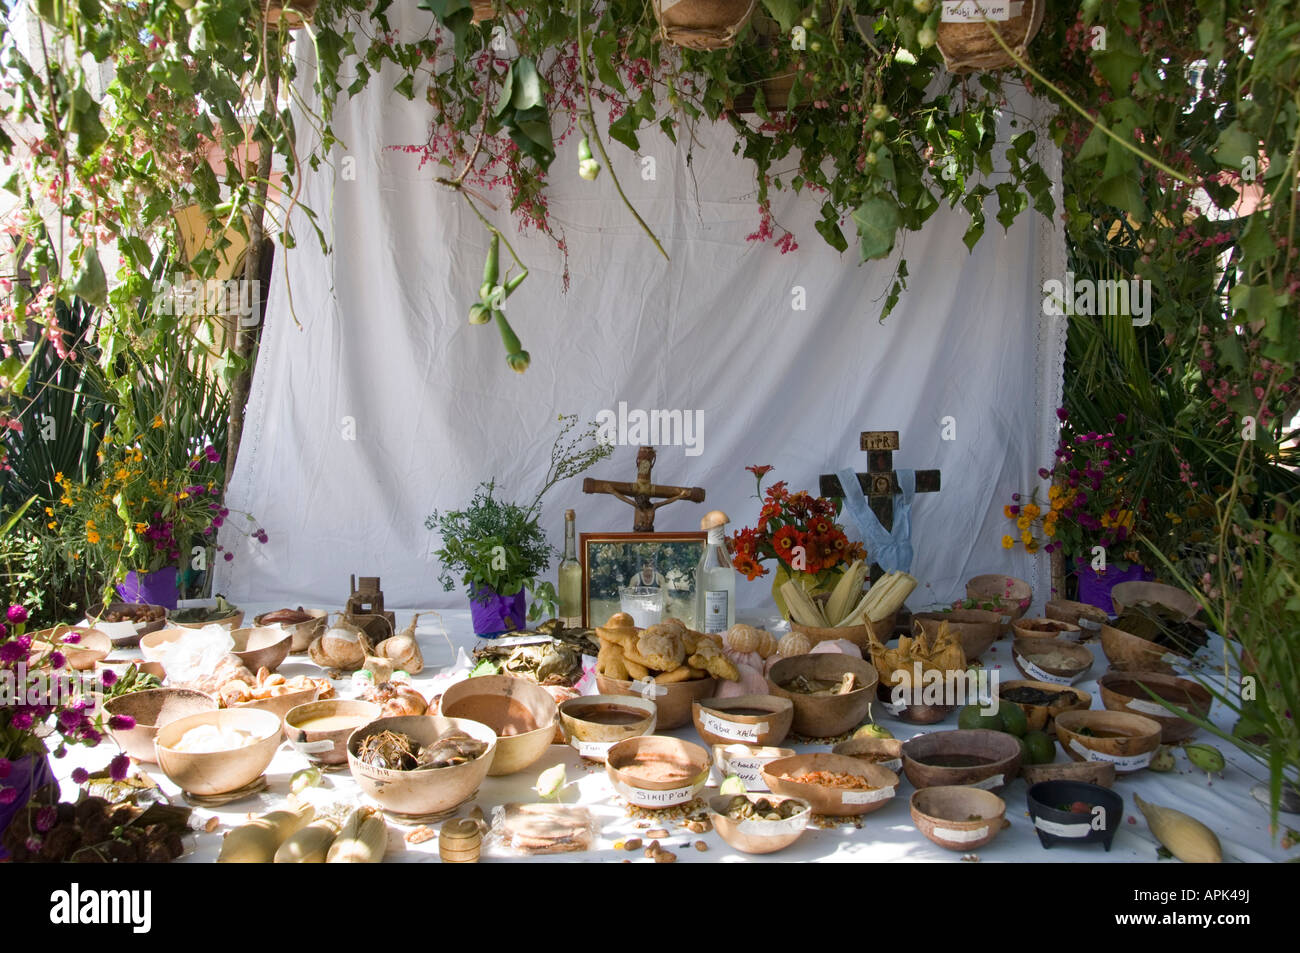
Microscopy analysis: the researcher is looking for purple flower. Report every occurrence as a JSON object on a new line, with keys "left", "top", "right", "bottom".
{"left": 59, "top": 709, "right": 83, "bottom": 730}
{"left": 107, "top": 714, "right": 136, "bottom": 731}
{"left": 71, "top": 767, "right": 90, "bottom": 784}
{"left": 0, "top": 788, "right": 17, "bottom": 806}
{"left": 61, "top": 630, "right": 82, "bottom": 645}
{"left": 1038, "top": 467, "right": 1051, "bottom": 479}
{"left": 0, "top": 757, "right": 10, "bottom": 780}
{"left": 23, "top": 835, "right": 41, "bottom": 852}
{"left": 204, "top": 445, "right": 221, "bottom": 463}
{"left": 109, "top": 753, "right": 130, "bottom": 781}
{"left": 1009, "top": 505, "right": 1021, "bottom": 516}
{"left": 6, "top": 605, "right": 27, "bottom": 624}
{"left": 184, "top": 485, "right": 205, "bottom": 495}
{"left": 1056, "top": 408, "right": 1069, "bottom": 421}
{"left": 0, "top": 622, "right": 6, "bottom": 638}
{"left": 1115, "top": 413, "right": 1127, "bottom": 424}
{"left": 35, "top": 805, "right": 57, "bottom": 833}
{"left": 0, "top": 640, "right": 25, "bottom": 663}
{"left": 99, "top": 669, "right": 117, "bottom": 688}
{"left": 213, "top": 517, "right": 224, "bottom": 528}
{"left": 49, "top": 651, "right": 66, "bottom": 671}
{"left": 189, "top": 459, "right": 202, "bottom": 471}
{"left": 223, "top": 552, "right": 234, "bottom": 562}
{"left": 10, "top": 711, "right": 33, "bottom": 730}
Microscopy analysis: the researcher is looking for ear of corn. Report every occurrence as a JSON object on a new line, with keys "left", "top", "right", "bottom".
{"left": 274, "top": 817, "right": 341, "bottom": 863}
{"left": 825, "top": 560, "right": 867, "bottom": 628}
{"left": 218, "top": 804, "right": 316, "bottom": 864}
{"left": 327, "top": 808, "right": 388, "bottom": 863}
{"left": 1134, "top": 794, "right": 1222, "bottom": 863}
{"left": 841, "top": 571, "right": 917, "bottom": 625}
{"left": 781, "top": 580, "right": 828, "bottom": 628}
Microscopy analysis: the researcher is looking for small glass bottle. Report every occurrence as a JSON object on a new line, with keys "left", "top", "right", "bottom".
{"left": 694, "top": 510, "right": 736, "bottom": 633}
{"left": 558, "top": 509, "right": 583, "bottom": 628}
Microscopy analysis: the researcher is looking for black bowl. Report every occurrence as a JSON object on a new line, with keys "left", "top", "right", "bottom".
{"left": 1026, "top": 780, "right": 1124, "bottom": 851}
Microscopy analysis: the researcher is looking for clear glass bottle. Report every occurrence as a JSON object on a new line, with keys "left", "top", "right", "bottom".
{"left": 557, "top": 509, "right": 583, "bottom": 627}
{"left": 694, "top": 510, "right": 735, "bottom": 633}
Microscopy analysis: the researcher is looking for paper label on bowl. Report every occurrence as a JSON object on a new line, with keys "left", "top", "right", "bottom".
{"left": 999, "top": 614, "right": 1013, "bottom": 625}
{"left": 574, "top": 739, "right": 614, "bottom": 761}
{"left": 1034, "top": 816, "right": 1092, "bottom": 838}
{"left": 294, "top": 739, "right": 336, "bottom": 754}
{"left": 941, "top": 1, "right": 1018, "bottom": 22}
{"left": 1015, "top": 655, "right": 1075, "bottom": 686}
{"left": 701, "top": 710, "right": 767, "bottom": 743}
{"left": 842, "top": 786, "right": 894, "bottom": 805}
{"left": 1160, "top": 651, "right": 1186, "bottom": 667}
{"left": 1125, "top": 698, "right": 1171, "bottom": 717}
{"left": 881, "top": 698, "right": 906, "bottom": 716}
{"left": 612, "top": 778, "right": 697, "bottom": 807}
{"left": 1078, "top": 618, "right": 1102, "bottom": 631}
{"left": 1068, "top": 738, "right": 1153, "bottom": 770}
{"left": 969, "top": 774, "right": 1005, "bottom": 791}
{"left": 933, "top": 824, "right": 990, "bottom": 843}
{"left": 735, "top": 814, "right": 807, "bottom": 838}
{"left": 878, "top": 757, "right": 903, "bottom": 772}
{"left": 721, "top": 761, "right": 769, "bottom": 790}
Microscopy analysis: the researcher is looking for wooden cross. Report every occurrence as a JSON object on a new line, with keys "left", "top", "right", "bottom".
{"left": 819, "top": 430, "right": 940, "bottom": 577}
{"left": 582, "top": 446, "right": 706, "bottom": 532}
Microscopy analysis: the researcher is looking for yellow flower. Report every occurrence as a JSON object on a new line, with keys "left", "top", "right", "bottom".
{"left": 1044, "top": 524, "right": 1056, "bottom": 538}
{"left": 54, "top": 472, "right": 64, "bottom": 484}
{"left": 1003, "top": 505, "right": 1014, "bottom": 519}
{"left": 178, "top": 491, "right": 189, "bottom": 500}
{"left": 135, "top": 522, "right": 147, "bottom": 533}
{"left": 1048, "top": 485, "right": 1062, "bottom": 501}
{"left": 1023, "top": 503, "right": 1041, "bottom": 519}
{"left": 86, "top": 519, "right": 96, "bottom": 529}
{"left": 1021, "top": 530, "right": 1033, "bottom": 545}
{"left": 60, "top": 495, "right": 72, "bottom": 505}
{"left": 1025, "top": 540, "right": 1040, "bottom": 554}
{"left": 1001, "top": 535, "right": 1015, "bottom": 549}
{"left": 44, "top": 506, "right": 53, "bottom": 516}
{"left": 151, "top": 415, "right": 163, "bottom": 429}
{"left": 87, "top": 530, "right": 100, "bottom": 544}
{"left": 47, "top": 521, "right": 57, "bottom": 529}
{"left": 115, "top": 468, "right": 128, "bottom": 481}
{"left": 1017, "top": 515, "right": 1031, "bottom": 530}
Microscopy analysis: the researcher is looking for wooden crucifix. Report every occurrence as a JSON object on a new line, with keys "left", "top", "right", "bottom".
{"left": 819, "top": 430, "right": 940, "bottom": 578}
{"left": 582, "top": 446, "right": 706, "bottom": 532}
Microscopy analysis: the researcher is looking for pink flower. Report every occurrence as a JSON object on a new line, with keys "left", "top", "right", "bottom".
{"left": 6, "top": 604, "right": 27, "bottom": 623}
{"left": 109, "top": 753, "right": 130, "bottom": 781}
{"left": 71, "top": 767, "right": 89, "bottom": 784}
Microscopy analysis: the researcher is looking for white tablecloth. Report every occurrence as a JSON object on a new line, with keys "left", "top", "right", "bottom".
{"left": 57, "top": 605, "right": 1291, "bottom": 863}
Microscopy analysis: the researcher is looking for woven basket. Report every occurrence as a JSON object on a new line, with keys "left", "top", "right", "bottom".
{"left": 935, "top": 0, "right": 1044, "bottom": 74}
{"left": 471, "top": 0, "right": 496, "bottom": 21}
{"left": 790, "top": 612, "right": 896, "bottom": 652}
{"left": 652, "top": 0, "right": 757, "bottom": 51}
{"left": 262, "top": 0, "right": 318, "bottom": 29}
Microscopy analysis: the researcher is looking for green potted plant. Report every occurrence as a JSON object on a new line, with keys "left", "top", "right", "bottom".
{"left": 426, "top": 415, "right": 613, "bottom": 636}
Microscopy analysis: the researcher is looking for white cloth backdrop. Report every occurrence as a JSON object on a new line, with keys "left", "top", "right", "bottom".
{"left": 217, "top": 10, "right": 1068, "bottom": 612}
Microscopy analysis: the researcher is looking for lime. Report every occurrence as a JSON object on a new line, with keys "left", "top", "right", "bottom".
{"left": 853, "top": 723, "right": 894, "bottom": 740}
{"left": 719, "top": 775, "right": 748, "bottom": 796}
{"left": 998, "top": 702, "right": 1028, "bottom": 738}
{"left": 958, "top": 704, "right": 1001, "bottom": 732}
{"left": 1023, "top": 730, "right": 1055, "bottom": 765}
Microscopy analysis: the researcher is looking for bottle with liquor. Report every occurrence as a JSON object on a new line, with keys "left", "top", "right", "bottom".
{"left": 694, "top": 510, "right": 735, "bottom": 633}
{"left": 557, "top": 509, "right": 583, "bottom": 627}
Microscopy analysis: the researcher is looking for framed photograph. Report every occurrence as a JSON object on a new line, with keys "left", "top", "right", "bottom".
{"left": 580, "top": 532, "right": 707, "bottom": 628}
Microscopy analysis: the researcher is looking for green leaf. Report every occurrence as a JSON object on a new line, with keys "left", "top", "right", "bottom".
{"left": 1093, "top": 47, "right": 1144, "bottom": 93}
{"left": 1212, "top": 121, "right": 1256, "bottom": 169}
{"left": 851, "top": 195, "right": 901, "bottom": 261}
{"left": 70, "top": 249, "right": 108, "bottom": 308}
{"left": 760, "top": 0, "right": 802, "bottom": 33}
{"left": 393, "top": 74, "right": 415, "bottom": 100}
{"left": 1096, "top": 173, "right": 1146, "bottom": 220}
{"left": 815, "top": 202, "right": 847, "bottom": 253}
{"left": 608, "top": 112, "right": 640, "bottom": 152}
{"left": 70, "top": 87, "right": 107, "bottom": 155}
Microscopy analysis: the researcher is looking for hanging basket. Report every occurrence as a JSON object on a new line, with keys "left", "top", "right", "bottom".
{"left": 471, "top": 0, "right": 496, "bottom": 22}
{"left": 652, "top": 0, "right": 757, "bottom": 52}
{"left": 261, "top": 0, "right": 318, "bottom": 30}
{"left": 935, "top": 0, "right": 1044, "bottom": 74}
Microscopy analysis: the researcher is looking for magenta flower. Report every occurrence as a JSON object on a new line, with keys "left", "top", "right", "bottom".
{"left": 204, "top": 445, "right": 220, "bottom": 463}
{"left": 61, "top": 630, "right": 82, "bottom": 645}
{"left": 99, "top": 669, "right": 117, "bottom": 688}
{"left": 0, "top": 640, "right": 25, "bottom": 663}
{"left": 10, "top": 711, "right": 33, "bottom": 730}
{"left": 109, "top": 753, "right": 130, "bottom": 781}
{"left": 70, "top": 767, "right": 90, "bottom": 785}
{"left": 0, "top": 757, "right": 10, "bottom": 780}
{"left": 59, "top": 709, "right": 83, "bottom": 730}
{"left": 107, "top": 714, "right": 136, "bottom": 731}
{"left": 1056, "top": 408, "right": 1068, "bottom": 421}
{"left": 223, "top": 552, "right": 234, "bottom": 562}
{"left": 6, "top": 604, "right": 28, "bottom": 624}
{"left": 49, "top": 651, "right": 66, "bottom": 671}
{"left": 35, "top": 805, "right": 57, "bottom": 833}
{"left": 0, "top": 788, "right": 17, "bottom": 806}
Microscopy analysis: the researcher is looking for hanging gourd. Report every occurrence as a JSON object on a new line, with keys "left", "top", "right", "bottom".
{"left": 934, "top": 0, "right": 1044, "bottom": 74}
{"left": 652, "top": 0, "right": 758, "bottom": 52}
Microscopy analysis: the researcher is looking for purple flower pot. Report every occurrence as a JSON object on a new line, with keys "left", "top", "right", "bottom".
{"left": 1073, "top": 560, "right": 1152, "bottom": 612}
{"left": 0, "top": 751, "right": 56, "bottom": 860}
{"left": 469, "top": 585, "right": 527, "bottom": 638}
{"left": 116, "top": 566, "right": 179, "bottom": 610}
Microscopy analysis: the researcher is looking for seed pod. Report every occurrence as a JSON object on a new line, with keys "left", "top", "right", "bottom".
{"left": 1148, "top": 745, "right": 1176, "bottom": 772}
{"left": 1183, "top": 743, "right": 1225, "bottom": 775}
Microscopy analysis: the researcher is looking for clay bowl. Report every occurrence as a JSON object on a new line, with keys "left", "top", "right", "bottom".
{"left": 762, "top": 752, "right": 900, "bottom": 816}
{"left": 876, "top": 678, "right": 956, "bottom": 726}
{"left": 911, "top": 609, "right": 1003, "bottom": 662}
{"left": 96, "top": 656, "right": 166, "bottom": 682}
{"left": 605, "top": 735, "right": 712, "bottom": 809}
{"left": 253, "top": 609, "right": 328, "bottom": 653}
{"left": 154, "top": 707, "right": 282, "bottom": 796}
{"left": 1021, "top": 760, "right": 1117, "bottom": 788}
{"left": 231, "top": 684, "right": 321, "bottom": 725}
{"left": 708, "top": 793, "right": 812, "bottom": 855}
{"left": 766, "top": 654, "right": 878, "bottom": 738}
{"left": 1012, "top": 637, "right": 1094, "bottom": 685}
{"left": 901, "top": 729, "right": 1023, "bottom": 791}
{"left": 170, "top": 607, "right": 245, "bottom": 630}
{"left": 711, "top": 743, "right": 796, "bottom": 791}
{"left": 284, "top": 699, "right": 382, "bottom": 765}
{"left": 348, "top": 715, "right": 498, "bottom": 819}
{"left": 85, "top": 602, "right": 168, "bottom": 646}
{"left": 1011, "top": 617, "right": 1082, "bottom": 642}
{"left": 789, "top": 618, "right": 871, "bottom": 651}
{"left": 440, "top": 675, "right": 559, "bottom": 776}
{"left": 1099, "top": 623, "right": 1181, "bottom": 674}
{"left": 228, "top": 626, "right": 293, "bottom": 673}
{"left": 910, "top": 786, "right": 1009, "bottom": 851}
{"left": 104, "top": 688, "right": 219, "bottom": 764}
{"left": 558, "top": 694, "right": 656, "bottom": 762}
{"left": 1027, "top": 780, "right": 1124, "bottom": 851}
{"left": 1110, "top": 581, "right": 1201, "bottom": 621}
{"left": 1098, "top": 671, "right": 1212, "bottom": 744}
{"left": 138, "top": 627, "right": 190, "bottom": 672}
{"left": 1044, "top": 599, "right": 1109, "bottom": 633}
{"left": 832, "top": 736, "right": 905, "bottom": 773}
{"left": 995, "top": 679, "right": 1091, "bottom": 735}
{"left": 61, "top": 627, "right": 112, "bottom": 671}
{"left": 1054, "top": 709, "right": 1162, "bottom": 773}
{"left": 965, "top": 574, "right": 1032, "bottom": 620}
{"left": 691, "top": 694, "right": 793, "bottom": 747}
{"left": 596, "top": 673, "right": 717, "bottom": 730}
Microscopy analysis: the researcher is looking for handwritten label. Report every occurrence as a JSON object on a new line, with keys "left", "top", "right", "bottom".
{"left": 612, "top": 778, "right": 697, "bottom": 807}
{"left": 941, "top": 1, "right": 1018, "bottom": 22}
{"left": 969, "top": 774, "right": 1005, "bottom": 791}
{"left": 933, "top": 824, "right": 990, "bottom": 843}
{"left": 701, "top": 711, "right": 766, "bottom": 743}
{"left": 842, "top": 786, "right": 894, "bottom": 805}
{"left": 574, "top": 739, "right": 614, "bottom": 761}
{"left": 1125, "top": 698, "right": 1171, "bottom": 717}
{"left": 1015, "top": 655, "right": 1075, "bottom": 685}
{"left": 1068, "top": 739, "right": 1154, "bottom": 771}
{"left": 722, "top": 761, "right": 768, "bottom": 790}
{"left": 1034, "top": 816, "right": 1092, "bottom": 838}
{"left": 294, "top": 739, "right": 336, "bottom": 754}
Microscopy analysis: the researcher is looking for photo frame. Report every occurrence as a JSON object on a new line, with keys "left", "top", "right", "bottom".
{"left": 580, "top": 531, "right": 707, "bottom": 628}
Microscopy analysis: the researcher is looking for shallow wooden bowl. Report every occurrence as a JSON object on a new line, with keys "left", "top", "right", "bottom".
{"left": 154, "top": 707, "right": 281, "bottom": 796}
{"left": 901, "top": 728, "right": 1022, "bottom": 791}
{"left": 995, "top": 679, "right": 1091, "bottom": 734}
{"left": 911, "top": 786, "right": 1008, "bottom": 851}
{"left": 1098, "top": 671, "right": 1212, "bottom": 744}
{"left": 1044, "top": 599, "right": 1109, "bottom": 633}
{"left": 558, "top": 694, "right": 657, "bottom": 761}
{"left": 762, "top": 752, "right": 899, "bottom": 816}
{"left": 605, "top": 735, "right": 711, "bottom": 809}
{"left": 1020, "top": 760, "right": 1117, "bottom": 788}
{"left": 692, "top": 694, "right": 793, "bottom": 747}
{"left": 766, "top": 654, "right": 878, "bottom": 738}
{"left": 708, "top": 793, "right": 812, "bottom": 854}
{"left": 1110, "top": 581, "right": 1201, "bottom": 621}
{"left": 441, "top": 675, "right": 559, "bottom": 776}
{"left": 348, "top": 715, "right": 497, "bottom": 818}
{"left": 253, "top": 609, "right": 328, "bottom": 653}
{"left": 875, "top": 678, "right": 957, "bottom": 725}
{"left": 911, "top": 609, "right": 1002, "bottom": 662}
{"left": 831, "top": 736, "right": 905, "bottom": 773}
{"left": 965, "top": 574, "right": 1032, "bottom": 620}
{"left": 228, "top": 626, "right": 293, "bottom": 673}
{"left": 284, "top": 699, "right": 382, "bottom": 765}
{"left": 96, "top": 656, "right": 166, "bottom": 682}
{"left": 104, "top": 688, "right": 218, "bottom": 764}
{"left": 1012, "top": 637, "right": 1094, "bottom": 684}
{"left": 1099, "top": 623, "right": 1180, "bottom": 674}
{"left": 85, "top": 602, "right": 168, "bottom": 646}
{"left": 1054, "top": 709, "right": 1162, "bottom": 773}
{"left": 1012, "top": 617, "right": 1082, "bottom": 641}
{"left": 596, "top": 673, "right": 717, "bottom": 730}
{"left": 171, "top": 607, "right": 245, "bottom": 630}
{"left": 231, "top": 684, "right": 320, "bottom": 725}
{"left": 711, "top": 743, "right": 797, "bottom": 791}
{"left": 61, "top": 627, "right": 112, "bottom": 671}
